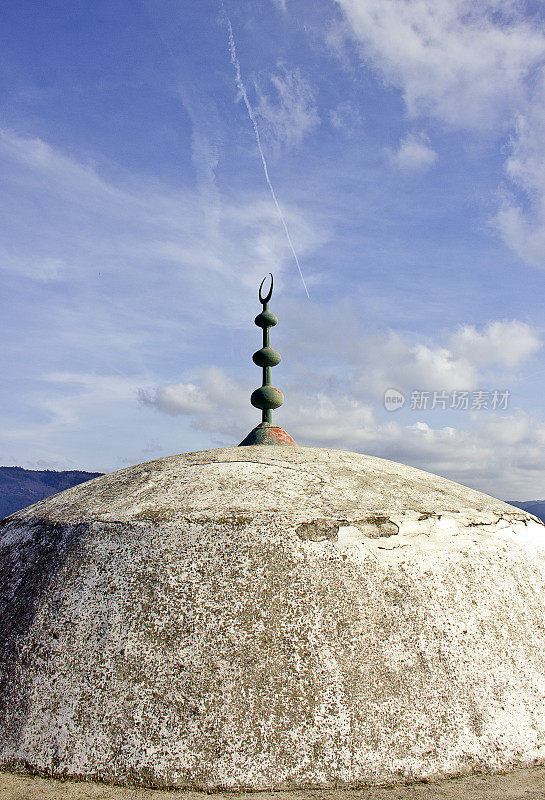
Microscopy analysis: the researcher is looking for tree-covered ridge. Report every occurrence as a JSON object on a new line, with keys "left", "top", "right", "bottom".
{"left": 0, "top": 467, "right": 103, "bottom": 520}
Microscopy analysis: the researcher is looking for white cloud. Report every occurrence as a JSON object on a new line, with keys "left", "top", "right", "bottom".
{"left": 335, "top": 0, "right": 545, "bottom": 129}
{"left": 140, "top": 316, "right": 544, "bottom": 496}
{"left": 142, "top": 383, "right": 214, "bottom": 415}
{"left": 141, "top": 367, "right": 377, "bottom": 444}
{"left": 334, "top": 0, "right": 545, "bottom": 267}
{"left": 347, "top": 332, "right": 479, "bottom": 395}
{"left": 140, "top": 362, "right": 545, "bottom": 497}
{"left": 450, "top": 320, "right": 542, "bottom": 369}
{"left": 389, "top": 133, "right": 437, "bottom": 172}
{"left": 283, "top": 303, "right": 542, "bottom": 398}
{"left": 380, "top": 410, "right": 545, "bottom": 499}
{"left": 139, "top": 367, "right": 247, "bottom": 420}
{"left": 255, "top": 64, "right": 319, "bottom": 148}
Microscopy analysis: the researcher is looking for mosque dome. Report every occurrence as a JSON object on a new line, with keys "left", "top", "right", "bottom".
{"left": 1, "top": 445, "right": 545, "bottom": 790}
{"left": 2, "top": 275, "right": 545, "bottom": 791}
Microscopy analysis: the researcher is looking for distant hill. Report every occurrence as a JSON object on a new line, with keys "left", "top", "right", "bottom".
{"left": 506, "top": 500, "right": 545, "bottom": 523}
{"left": 0, "top": 467, "right": 103, "bottom": 520}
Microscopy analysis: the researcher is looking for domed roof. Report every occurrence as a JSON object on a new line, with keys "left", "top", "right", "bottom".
{"left": 5, "top": 444, "right": 528, "bottom": 525}
{"left": 1, "top": 445, "right": 545, "bottom": 790}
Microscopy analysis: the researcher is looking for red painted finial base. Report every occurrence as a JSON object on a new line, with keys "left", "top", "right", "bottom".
{"left": 239, "top": 422, "right": 297, "bottom": 446}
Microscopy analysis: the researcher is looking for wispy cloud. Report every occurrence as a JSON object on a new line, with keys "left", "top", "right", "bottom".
{"left": 496, "top": 86, "right": 545, "bottom": 266}
{"left": 0, "top": 127, "right": 326, "bottom": 470}
{"left": 329, "top": 100, "right": 362, "bottom": 135}
{"left": 389, "top": 133, "right": 437, "bottom": 173}
{"left": 225, "top": 17, "right": 311, "bottom": 297}
{"left": 177, "top": 86, "right": 223, "bottom": 237}
{"left": 3, "top": 372, "right": 149, "bottom": 449}
{"left": 334, "top": 0, "right": 545, "bottom": 266}
{"left": 141, "top": 316, "right": 544, "bottom": 496}
{"left": 255, "top": 63, "right": 319, "bottom": 149}
{"left": 0, "top": 129, "right": 321, "bottom": 314}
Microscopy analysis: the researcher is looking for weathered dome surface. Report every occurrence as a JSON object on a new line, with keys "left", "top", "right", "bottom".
{"left": 1, "top": 445, "right": 545, "bottom": 790}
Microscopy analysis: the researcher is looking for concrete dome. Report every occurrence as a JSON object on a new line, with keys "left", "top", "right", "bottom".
{"left": 1, "top": 445, "right": 545, "bottom": 790}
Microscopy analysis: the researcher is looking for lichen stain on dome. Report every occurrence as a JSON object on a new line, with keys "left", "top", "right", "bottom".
{"left": 1, "top": 446, "right": 545, "bottom": 790}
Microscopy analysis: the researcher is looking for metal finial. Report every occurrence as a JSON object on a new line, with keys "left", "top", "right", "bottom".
{"left": 239, "top": 274, "right": 296, "bottom": 446}
{"left": 258, "top": 273, "right": 274, "bottom": 304}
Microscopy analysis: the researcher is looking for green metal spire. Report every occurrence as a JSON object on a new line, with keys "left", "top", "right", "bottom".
{"left": 239, "top": 274, "right": 296, "bottom": 446}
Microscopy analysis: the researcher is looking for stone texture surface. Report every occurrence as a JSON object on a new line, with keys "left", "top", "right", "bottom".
{"left": 3, "top": 767, "right": 545, "bottom": 800}
{"left": 1, "top": 446, "right": 545, "bottom": 791}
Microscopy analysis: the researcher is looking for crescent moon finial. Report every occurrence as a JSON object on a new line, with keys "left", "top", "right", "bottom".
{"left": 258, "top": 273, "right": 273, "bottom": 305}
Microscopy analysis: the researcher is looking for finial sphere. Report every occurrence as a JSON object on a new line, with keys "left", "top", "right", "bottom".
{"left": 252, "top": 346, "right": 281, "bottom": 367}
{"left": 251, "top": 386, "right": 284, "bottom": 410}
{"left": 254, "top": 310, "right": 277, "bottom": 328}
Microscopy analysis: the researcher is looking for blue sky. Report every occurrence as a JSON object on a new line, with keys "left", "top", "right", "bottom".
{"left": 2, "top": 0, "right": 545, "bottom": 498}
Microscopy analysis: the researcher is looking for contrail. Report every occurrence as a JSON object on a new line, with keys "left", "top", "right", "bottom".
{"left": 225, "top": 17, "right": 310, "bottom": 298}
